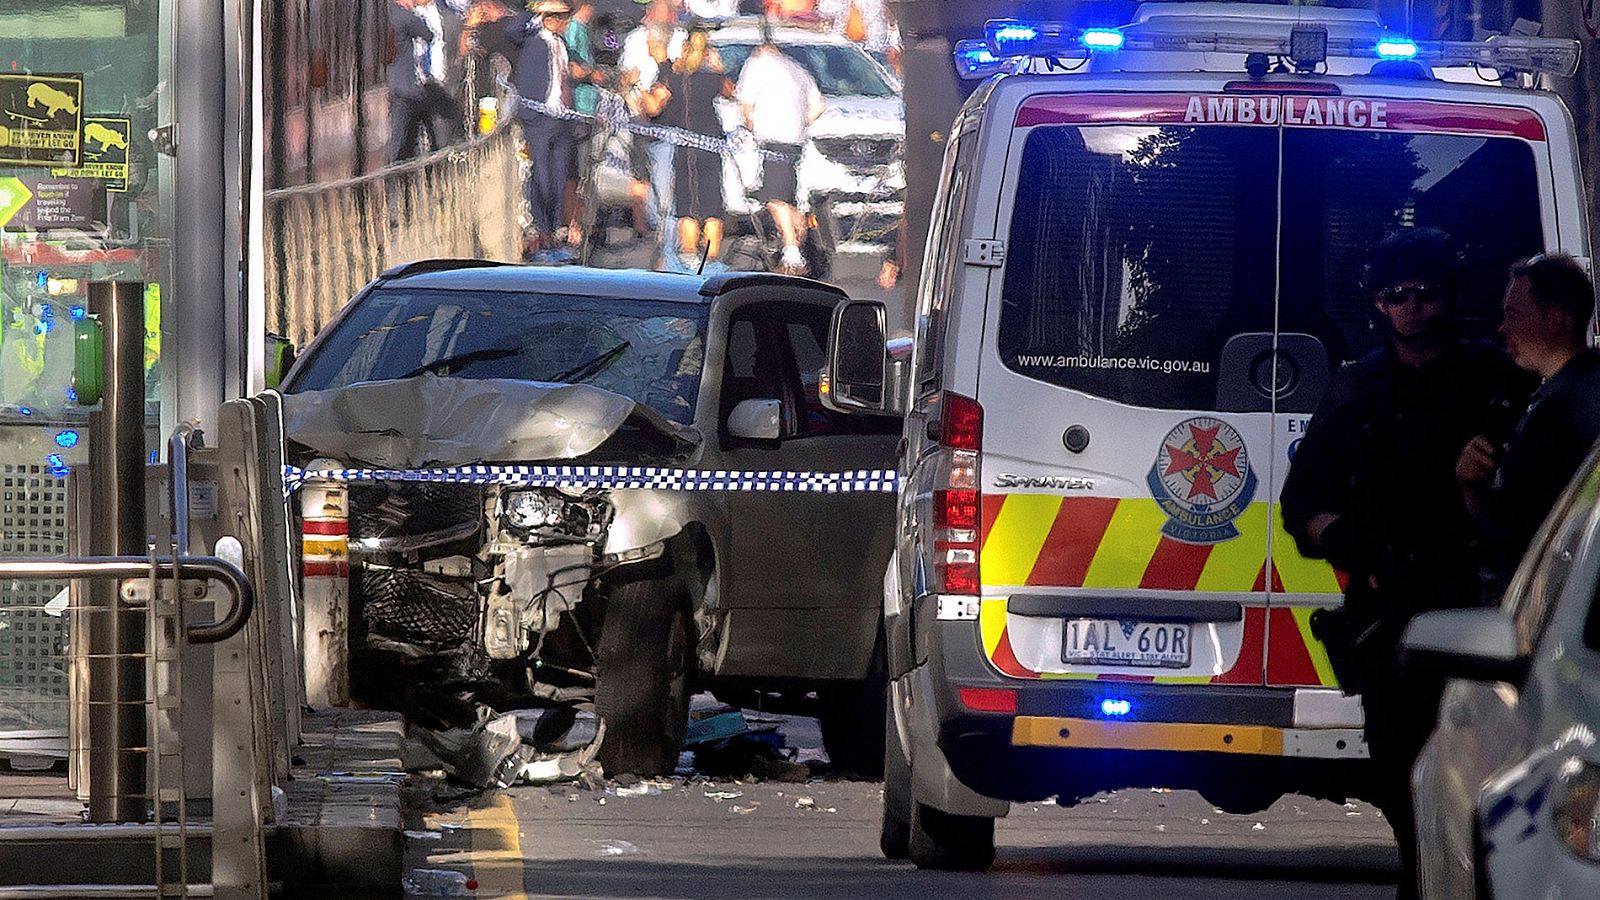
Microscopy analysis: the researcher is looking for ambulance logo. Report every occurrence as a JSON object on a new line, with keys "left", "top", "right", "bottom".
{"left": 1147, "top": 417, "right": 1257, "bottom": 544}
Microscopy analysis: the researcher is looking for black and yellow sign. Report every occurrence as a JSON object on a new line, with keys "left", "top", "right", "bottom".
{"left": 51, "top": 116, "right": 130, "bottom": 192}
{"left": 0, "top": 73, "right": 83, "bottom": 168}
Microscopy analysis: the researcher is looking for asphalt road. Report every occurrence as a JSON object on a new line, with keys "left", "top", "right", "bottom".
{"left": 406, "top": 712, "right": 1401, "bottom": 900}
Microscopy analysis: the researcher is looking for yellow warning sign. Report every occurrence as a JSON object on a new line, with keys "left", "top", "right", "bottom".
{"left": 0, "top": 74, "right": 84, "bottom": 168}
{"left": 52, "top": 116, "right": 130, "bottom": 192}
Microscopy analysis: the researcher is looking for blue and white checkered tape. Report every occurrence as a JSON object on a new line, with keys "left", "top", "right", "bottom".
{"left": 282, "top": 464, "right": 902, "bottom": 495}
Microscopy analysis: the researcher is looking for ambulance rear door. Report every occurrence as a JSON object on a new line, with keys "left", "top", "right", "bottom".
{"left": 974, "top": 87, "right": 1286, "bottom": 687}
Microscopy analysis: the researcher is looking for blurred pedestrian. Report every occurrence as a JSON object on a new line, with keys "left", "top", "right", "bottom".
{"left": 508, "top": 0, "right": 580, "bottom": 263}
{"left": 623, "top": 18, "right": 680, "bottom": 246}
{"left": 461, "top": 0, "right": 518, "bottom": 117}
{"left": 389, "top": 0, "right": 464, "bottom": 161}
{"left": 641, "top": 26, "right": 730, "bottom": 271}
{"left": 736, "top": 25, "right": 823, "bottom": 274}
{"left": 1282, "top": 229, "right": 1529, "bottom": 900}
{"left": 563, "top": 0, "right": 612, "bottom": 247}
{"left": 1459, "top": 253, "right": 1600, "bottom": 597}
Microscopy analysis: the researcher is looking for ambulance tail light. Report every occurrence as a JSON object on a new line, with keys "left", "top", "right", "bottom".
{"left": 932, "top": 392, "right": 983, "bottom": 595}
{"left": 959, "top": 687, "right": 1017, "bottom": 714}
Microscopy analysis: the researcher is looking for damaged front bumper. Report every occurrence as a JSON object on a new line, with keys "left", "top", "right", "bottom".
{"left": 346, "top": 479, "right": 666, "bottom": 677}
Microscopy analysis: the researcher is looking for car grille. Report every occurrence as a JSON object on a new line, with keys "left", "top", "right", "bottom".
{"left": 347, "top": 482, "right": 484, "bottom": 651}
{"left": 814, "top": 136, "right": 901, "bottom": 173}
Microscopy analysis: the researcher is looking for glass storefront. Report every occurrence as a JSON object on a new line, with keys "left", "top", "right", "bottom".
{"left": 0, "top": 0, "right": 172, "bottom": 731}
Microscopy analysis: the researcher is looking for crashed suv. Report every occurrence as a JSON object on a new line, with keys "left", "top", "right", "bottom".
{"left": 281, "top": 262, "right": 899, "bottom": 775}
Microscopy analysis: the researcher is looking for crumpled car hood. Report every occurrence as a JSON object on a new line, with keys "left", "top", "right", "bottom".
{"left": 282, "top": 375, "right": 699, "bottom": 468}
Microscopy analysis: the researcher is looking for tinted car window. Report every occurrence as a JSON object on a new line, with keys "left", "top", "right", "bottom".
{"left": 1279, "top": 131, "right": 1544, "bottom": 365}
{"left": 287, "top": 289, "right": 708, "bottom": 424}
{"left": 998, "top": 125, "right": 1278, "bottom": 410}
{"left": 997, "top": 125, "right": 1544, "bottom": 410}
{"left": 715, "top": 41, "right": 895, "bottom": 98}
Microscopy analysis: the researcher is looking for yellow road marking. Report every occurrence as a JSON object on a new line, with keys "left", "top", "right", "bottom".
{"left": 466, "top": 793, "right": 527, "bottom": 900}
{"left": 1012, "top": 716, "right": 1285, "bottom": 756}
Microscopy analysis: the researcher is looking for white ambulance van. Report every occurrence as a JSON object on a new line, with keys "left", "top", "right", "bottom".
{"left": 821, "top": 1, "right": 1588, "bottom": 871}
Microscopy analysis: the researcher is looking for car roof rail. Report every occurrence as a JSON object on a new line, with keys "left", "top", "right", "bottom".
{"left": 380, "top": 258, "right": 514, "bottom": 279}
{"left": 699, "top": 272, "right": 849, "bottom": 299}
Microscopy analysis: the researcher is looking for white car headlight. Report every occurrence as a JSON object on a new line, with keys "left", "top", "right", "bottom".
{"left": 1552, "top": 757, "right": 1600, "bottom": 860}
{"left": 502, "top": 490, "right": 560, "bottom": 530}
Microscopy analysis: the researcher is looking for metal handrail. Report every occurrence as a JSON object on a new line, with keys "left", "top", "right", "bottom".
{"left": 0, "top": 556, "right": 254, "bottom": 645}
{"left": 170, "top": 425, "right": 196, "bottom": 558}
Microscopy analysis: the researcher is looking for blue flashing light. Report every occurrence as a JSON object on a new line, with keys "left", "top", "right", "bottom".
{"left": 45, "top": 454, "right": 69, "bottom": 478}
{"left": 953, "top": 39, "right": 1005, "bottom": 80}
{"left": 34, "top": 319, "right": 51, "bottom": 335}
{"left": 149, "top": 449, "right": 159, "bottom": 465}
{"left": 1081, "top": 29, "right": 1125, "bottom": 51}
{"left": 54, "top": 430, "right": 79, "bottom": 449}
{"left": 64, "top": 388, "right": 78, "bottom": 403}
{"left": 69, "top": 305, "right": 86, "bottom": 321}
{"left": 1375, "top": 37, "right": 1419, "bottom": 59}
{"left": 39, "top": 304, "right": 54, "bottom": 319}
{"left": 993, "top": 24, "right": 1037, "bottom": 44}
{"left": 34, "top": 272, "right": 47, "bottom": 290}
{"left": 17, "top": 407, "right": 32, "bottom": 416}
{"left": 1100, "top": 698, "right": 1132, "bottom": 717}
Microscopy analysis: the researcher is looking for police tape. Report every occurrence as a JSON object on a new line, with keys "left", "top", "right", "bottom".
{"left": 283, "top": 464, "right": 902, "bottom": 495}
{"left": 508, "top": 87, "right": 800, "bottom": 162}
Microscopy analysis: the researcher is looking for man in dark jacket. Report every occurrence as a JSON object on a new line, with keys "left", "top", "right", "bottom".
{"left": 389, "top": 0, "right": 464, "bottom": 161}
{"left": 507, "top": 0, "right": 579, "bottom": 263}
{"left": 1459, "top": 253, "right": 1600, "bottom": 595}
{"left": 1281, "top": 228, "right": 1529, "bottom": 899}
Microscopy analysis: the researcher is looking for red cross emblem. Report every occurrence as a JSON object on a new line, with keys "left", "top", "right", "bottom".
{"left": 1161, "top": 421, "right": 1244, "bottom": 502}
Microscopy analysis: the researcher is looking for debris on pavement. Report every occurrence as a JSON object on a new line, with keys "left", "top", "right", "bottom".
{"left": 1251, "top": 822, "right": 1266, "bottom": 831}
{"left": 403, "top": 867, "right": 477, "bottom": 896}
{"left": 404, "top": 829, "right": 444, "bottom": 841}
{"left": 684, "top": 705, "right": 750, "bottom": 746}
{"left": 592, "top": 839, "right": 641, "bottom": 856}
{"left": 794, "top": 796, "right": 815, "bottom": 810}
{"left": 704, "top": 789, "right": 744, "bottom": 801}
{"left": 408, "top": 700, "right": 605, "bottom": 789}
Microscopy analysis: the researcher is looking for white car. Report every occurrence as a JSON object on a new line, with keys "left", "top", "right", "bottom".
{"left": 710, "top": 21, "right": 905, "bottom": 257}
{"left": 1407, "top": 448, "right": 1600, "bottom": 898}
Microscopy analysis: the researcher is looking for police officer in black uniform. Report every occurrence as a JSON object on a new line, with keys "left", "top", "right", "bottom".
{"left": 1459, "top": 252, "right": 1600, "bottom": 597}
{"left": 1281, "top": 228, "right": 1530, "bottom": 899}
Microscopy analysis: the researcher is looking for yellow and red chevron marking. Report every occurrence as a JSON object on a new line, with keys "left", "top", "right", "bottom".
{"left": 976, "top": 494, "right": 1344, "bottom": 688}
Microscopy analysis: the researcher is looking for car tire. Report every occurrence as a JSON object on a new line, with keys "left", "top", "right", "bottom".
{"left": 880, "top": 691, "right": 911, "bottom": 859}
{"left": 818, "top": 639, "right": 888, "bottom": 778}
{"left": 596, "top": 576, "right": 693, "bottom": 777}
{"left": 908, "top": 800, "right": 995, "bottom": 871}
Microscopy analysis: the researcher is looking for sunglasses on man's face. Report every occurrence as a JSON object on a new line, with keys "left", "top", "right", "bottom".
{"left": 1377, "top": 284, "right": 1444, "bottom": 307}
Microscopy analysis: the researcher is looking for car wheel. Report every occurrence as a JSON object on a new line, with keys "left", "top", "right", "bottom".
{"left": 596, "top": 576, "right": 693, "bottom": 777}
{"left": 908, "top": 800, "right": 995, "bottom": 871}
{"left": 819, "top": 639, "right": 887, "bottom": 778}
{"left": 880, "top": 691, "right": 911, "bottom": 860}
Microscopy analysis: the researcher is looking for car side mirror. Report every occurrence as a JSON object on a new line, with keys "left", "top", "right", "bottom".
{"left": 823, "top": 299, "right": 903, "bottom": 415}
{"left": 727, "top": 397, "right": 782, "bottom": 441}
{"left": 1402, "top": 607, "right": 1528, "bottom": 684}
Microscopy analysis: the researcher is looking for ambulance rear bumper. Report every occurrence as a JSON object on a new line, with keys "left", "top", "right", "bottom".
{"left": 916, "top": 616, "right": 1369, "bottom": 804}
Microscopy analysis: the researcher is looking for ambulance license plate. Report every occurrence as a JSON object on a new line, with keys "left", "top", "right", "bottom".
{"left": 1062, "top": 619, "right": 1191, "bottom": 668}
